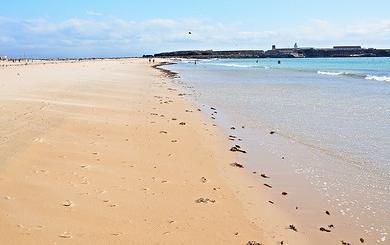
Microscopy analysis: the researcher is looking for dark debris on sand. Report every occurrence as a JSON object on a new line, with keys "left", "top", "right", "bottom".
{"left": 195, "top": 198, "right": 215, "bottom": 204}
{"left": 341, "top": 241, "right": 351, "bottom": 245}
{"left": 230, "top": 145, "right": 247, "bottom": 154}
{"left": 230, "top": 162, "right": 244, "bottom": 168}
{"left": 246, "top": 241, "right": 263, "bottom": 245}
{"left": 288, "top": 224, "right": 298, "bottom": 232}
{"left": 260, "top": 174, "right": 270, "bottom": 179}
{"left": 320, "top": 227, "right": 332, "bottom": 232}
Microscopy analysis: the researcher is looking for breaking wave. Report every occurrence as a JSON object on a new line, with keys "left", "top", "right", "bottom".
{"left": 365, "top": 75, "right": 390, "bottom": 82}
{"left": 317, "top": 71, "right": 345, "bottom": 76}
{"left": 317, "top": 71, "right": 390, "bottom": 82}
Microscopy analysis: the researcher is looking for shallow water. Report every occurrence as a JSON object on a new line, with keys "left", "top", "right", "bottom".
{"left": 168, "top": 57, "right": 390, "bottom": 243}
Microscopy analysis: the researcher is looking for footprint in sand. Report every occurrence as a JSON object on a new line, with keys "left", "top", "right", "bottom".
{"left": 81, "top": 178, "right": 89, "bottom": 185}
{"left": 59, "top": 232, "right": 72, "bottom": 239}
{"left": 62, "top": 200, "right": 74, "bottom": 207}
{"left": 33, "top": 137, "right": 45, "bottom": 143}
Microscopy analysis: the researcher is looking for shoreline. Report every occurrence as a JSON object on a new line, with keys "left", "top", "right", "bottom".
{"left": 162, "top": 60, "right": 386, "bottom": 244}
{"left": 0, "top": 58, "right": 309, "bottom": 244}
{"left": 151, "top": 62, "right": 179, "bottom": 78}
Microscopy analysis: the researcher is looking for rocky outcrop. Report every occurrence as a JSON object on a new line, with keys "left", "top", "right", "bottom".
{"left": 152, "top": 48, "right": 390, "bottom": 59}
{"left": 153, "top": 50, "right": 265, "bottom": 58}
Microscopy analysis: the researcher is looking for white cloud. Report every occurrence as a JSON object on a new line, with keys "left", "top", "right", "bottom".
{"left": 0, "top": 16, "right": 389, "bottom": 57}
{"left": 86, "top": 10, "right": 102, "bottom": 17}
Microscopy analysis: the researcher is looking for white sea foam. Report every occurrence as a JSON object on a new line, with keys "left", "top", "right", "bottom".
{"left": 210, "top": 63, "right": 251, "bottom": 68}
{"left": 365, "top": 75, "right": 390, "bottom": 82}
{"left": 317, "top": 71, "right": 344, "bottom": 76}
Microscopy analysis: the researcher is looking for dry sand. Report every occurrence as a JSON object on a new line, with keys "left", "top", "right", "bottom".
{"left": 0, "top": 59, "right": 309, "bottom": 244}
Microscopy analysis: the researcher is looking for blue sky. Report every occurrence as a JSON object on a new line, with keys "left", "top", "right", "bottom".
{"left": 1, "top": 0, "right": 389, "bottom": 57}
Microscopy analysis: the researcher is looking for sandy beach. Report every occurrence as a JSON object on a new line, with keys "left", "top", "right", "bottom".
{"left": 0, "top": 59, "right": 313, "bottom": 244}
{"left": 1, "top": 1, "right": 389, "bottom": 244}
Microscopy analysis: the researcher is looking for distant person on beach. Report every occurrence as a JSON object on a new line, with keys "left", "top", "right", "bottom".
{"left": 278, "top": 60, "right": 281, "bottom": 64}
{"left": 152, "top": 59, "right": 155, "bottom": 63}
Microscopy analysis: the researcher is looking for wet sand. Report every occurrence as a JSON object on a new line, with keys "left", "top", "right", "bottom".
{"left": 157, "top": 61, "right": 377, "bottom": 245}
{"left": 0, "top": 59, "right": 310, "bottom": 244}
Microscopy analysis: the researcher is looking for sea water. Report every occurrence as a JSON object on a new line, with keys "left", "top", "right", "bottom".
{"left": 168, "top": 57, "right": 390, "bottom": 242}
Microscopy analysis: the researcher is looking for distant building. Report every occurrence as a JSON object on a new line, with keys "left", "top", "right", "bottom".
{"left": 333, "top": 46, "right": 362, "bottom": 50}
{"left": 266, "top": 46, "right": 304, "bottom": 58}
{"left": 0, "top": 56, "right": 7, "bottom": 60}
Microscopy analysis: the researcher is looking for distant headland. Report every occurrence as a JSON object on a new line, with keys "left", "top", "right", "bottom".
{"left": 149, "top": 44, "right": 390, "bottom": 59}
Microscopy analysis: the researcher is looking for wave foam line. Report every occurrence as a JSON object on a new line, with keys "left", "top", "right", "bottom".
{"left": 317, "top": 71, "right": 344, "bottom": 76}
{"left": 365, "top": 75, "right": 390, "bottom": 82}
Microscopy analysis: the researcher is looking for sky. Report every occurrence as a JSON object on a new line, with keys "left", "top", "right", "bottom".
{"left": 0, "top": 0, "right": 390, "bottom": 58}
